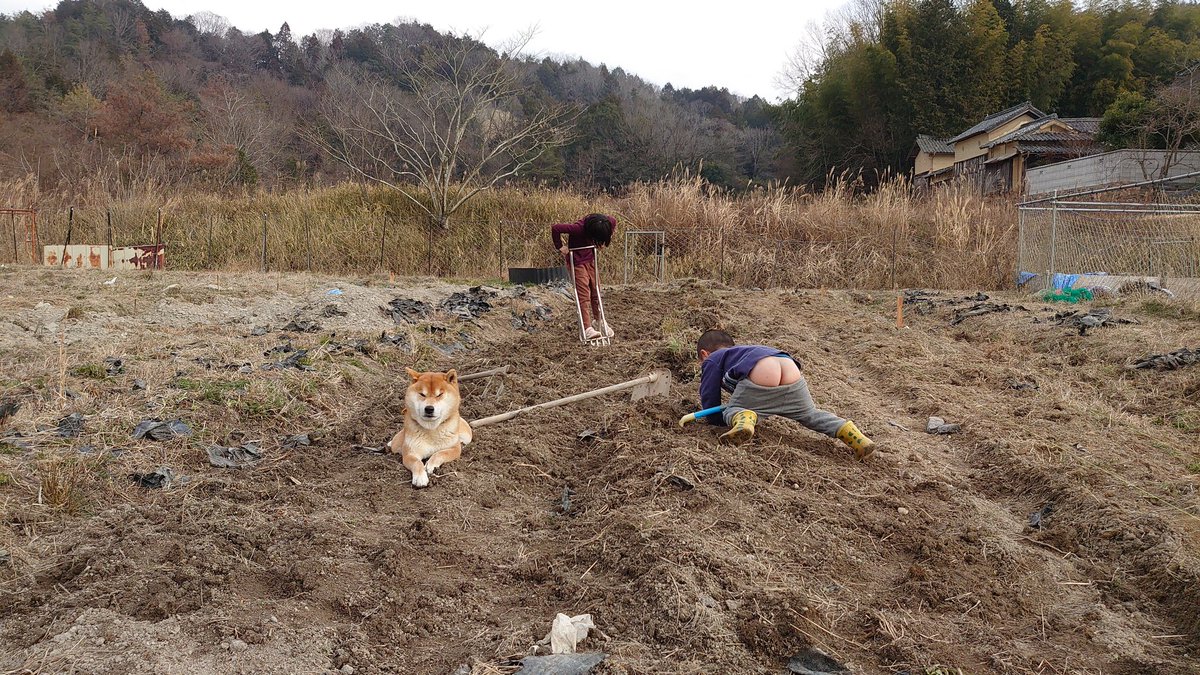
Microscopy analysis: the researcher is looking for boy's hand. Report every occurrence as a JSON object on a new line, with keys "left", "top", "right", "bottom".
{"left": 559, "top": 244, "right": 570, "bottom": 257}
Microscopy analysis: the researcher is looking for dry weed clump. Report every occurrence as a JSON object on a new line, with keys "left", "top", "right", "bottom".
{"left": 5, "top": 173, "right": 1016, "bottom": 289}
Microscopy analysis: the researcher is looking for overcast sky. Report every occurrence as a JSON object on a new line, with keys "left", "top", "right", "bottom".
{"left": 0, "top": 0, "right": 849, "bottom": 100}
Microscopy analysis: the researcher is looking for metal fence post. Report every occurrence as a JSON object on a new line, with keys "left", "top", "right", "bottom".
{"left": 1017, "top": 205, "right": 1024, "bottom": 287}
{"left": 1048, "top": 189, "right": 1058, "bottom": 283}
{"left": 261, "top": 211, "right": 268, "bottom": 273}
{"left": 377, "top": 212, "right": 386, "bottom": 273}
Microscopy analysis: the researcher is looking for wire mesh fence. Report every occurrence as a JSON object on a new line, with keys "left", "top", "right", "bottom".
{"left": 3, "top": 203, "right": 1017, "bottom": 290}
{"left": 1019, "top": 176, "right": 1200, "bottom": 300}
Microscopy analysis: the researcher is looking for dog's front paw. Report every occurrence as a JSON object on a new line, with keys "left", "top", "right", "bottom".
{"left": 411, "top": 471, "right": 430, "bottom": 488}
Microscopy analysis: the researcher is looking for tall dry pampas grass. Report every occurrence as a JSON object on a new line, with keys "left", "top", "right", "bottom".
{"left": 3, "top": 174, "right": 1015, "bottom": 289}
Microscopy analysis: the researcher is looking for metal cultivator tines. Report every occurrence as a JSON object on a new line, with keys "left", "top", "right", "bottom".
{"left": 568, "top": 246, "right": 612, "bottom": 347}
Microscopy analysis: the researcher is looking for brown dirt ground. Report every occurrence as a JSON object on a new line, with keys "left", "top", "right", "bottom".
{"left": 0, "top": 266, "right": 1199, "bottom": 675}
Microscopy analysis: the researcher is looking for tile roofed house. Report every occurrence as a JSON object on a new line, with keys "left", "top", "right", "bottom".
{"left": 913, "top": 134, "right": 955, "bottom": 189}
{"left": 948, "top": 101, "right": 1046, "bottom": 144}
{"left": 913, "top": 102, "right": 1104, "bottom": 194}
{"left": 979, "top": 115, "right": 1103, "bottom": 193}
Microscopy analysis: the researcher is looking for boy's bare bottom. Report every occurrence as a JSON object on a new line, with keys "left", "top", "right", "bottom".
{"left": 719, "top": 356, "right": 874, "bottom": 458}
{"left": 722, "top": 361, "right": 846, "bottom": 437}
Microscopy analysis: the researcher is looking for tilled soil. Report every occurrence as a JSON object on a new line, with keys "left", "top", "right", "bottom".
{"left": 0, "top": 267, "right": 1198, "bottom": 674}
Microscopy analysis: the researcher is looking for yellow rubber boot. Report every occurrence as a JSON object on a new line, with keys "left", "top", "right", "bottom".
{"left": 836, "top": 420, "right": 875, "bottom": 459}
{"left": 720, "top": 410, "right": 758, "bottom": 446}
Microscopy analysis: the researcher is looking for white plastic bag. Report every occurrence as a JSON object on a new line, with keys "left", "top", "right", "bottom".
{"left": 545, "top": 613, "right": 595, "bottom": 654}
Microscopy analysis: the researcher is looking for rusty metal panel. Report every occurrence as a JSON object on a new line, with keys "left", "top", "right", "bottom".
{"left": 110, "top": 245, "right": 165, "bottom": 270}
{"left": 43, "top": 245, "right": 110, "bottom": 269}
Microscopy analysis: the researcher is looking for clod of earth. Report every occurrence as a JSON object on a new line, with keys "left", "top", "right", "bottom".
{"left": 926, "top": 416, "right": 961, "bottom": 434}
{"left": 132, "top": 419, "right": 193, "bottom": 441}
{"left": 515, "top": 653, "right": 606, "bottom": 675}
{"left": 321, "top": 304, "right": 348, "bottom": 318}
{"left": 56, "top": 413, "right": 85, "bottom": 438}
{"left": 560, "top": 486, "right": 575, "bottom": 515}
{"left": 381, "top": 298, "right": 431, "bottom": 324}
{"left": 206, "top": 443, "right": 263, "bottom": 468}
{"left": 787, "top": 647, "right": 849, "bottom": 675}
{"left": 249, "top": 326, "right": 269, "bottom": 336}
{"left": 104, "top": 357, "right": 125, "bottom": 375}
{"left": 1127, "top": 347, "right": 1197, "bottom": 371}
{"left": 131, "top": 379, "right": 146, "bottom": 391}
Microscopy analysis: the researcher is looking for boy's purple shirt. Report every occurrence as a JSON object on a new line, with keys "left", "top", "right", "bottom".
{"left": 550, "top": 217, "right": 616, "bottom": 266}
{"left": 698, "top": 345, "right": 799, "bottom": 424}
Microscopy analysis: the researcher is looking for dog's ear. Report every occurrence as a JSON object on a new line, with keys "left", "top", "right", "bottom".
{"left": 405, "top": 367, "right": 421, "bottom": 381}
{"left": 445, "top": 369, "right": 458, "bottom": 385}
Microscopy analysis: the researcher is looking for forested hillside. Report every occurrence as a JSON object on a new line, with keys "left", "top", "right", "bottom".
{"left": 3, "top": 0, "right": 1200, "bottom": 194}
{"left": 778, "top": 0, "right": 1200, "bottom": 183}
{"left": 0, "top": 0, "right": 780, "bottom": 193}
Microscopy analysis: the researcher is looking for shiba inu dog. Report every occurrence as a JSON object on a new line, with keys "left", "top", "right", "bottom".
{"left": 386, "top": 368, "right": 472, "bottom": 488}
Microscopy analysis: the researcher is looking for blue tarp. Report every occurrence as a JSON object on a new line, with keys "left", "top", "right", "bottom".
{"left": 1017, "top": 271, "right": 1038, "bottom": 287}
{"left": 1051, "top": 273, "right": 1080, "bottom": 290}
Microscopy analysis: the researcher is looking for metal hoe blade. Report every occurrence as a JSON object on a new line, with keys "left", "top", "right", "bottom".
{"left": 630, "top": 369, "right": 672, "bottom": 402}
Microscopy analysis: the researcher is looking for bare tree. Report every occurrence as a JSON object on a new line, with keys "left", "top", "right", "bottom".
{"left": 199, "top": 77, "right": 286, "bottom": 179}
{"left": 188, "top": 11, "right": 231, "bottom": 37}
{"left": 313, "top": 32, "right": 576, "bottom": 229}
{"left": 1106, "top": 63, "right": 1200, "bottom": 180}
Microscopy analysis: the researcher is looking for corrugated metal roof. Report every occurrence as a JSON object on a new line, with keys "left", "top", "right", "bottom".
{"left": 949, "top": 101, "right": 1045, "bottom": 143}
{"left": 916, "top": 134, "right": 954, "bottom": 154}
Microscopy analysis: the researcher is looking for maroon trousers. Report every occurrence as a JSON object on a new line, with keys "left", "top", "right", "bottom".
{"left": 572, "top": 260, "right": 602, "bottom": 327}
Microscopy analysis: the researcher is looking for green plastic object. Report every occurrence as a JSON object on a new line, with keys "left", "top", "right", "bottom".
{"left": 1039, "top": 287, "right": 1093, "bottom": 303}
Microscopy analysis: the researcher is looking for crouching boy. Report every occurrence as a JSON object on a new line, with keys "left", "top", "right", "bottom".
{"left": 697, "top": 329, "right": 874, "bottom": 459}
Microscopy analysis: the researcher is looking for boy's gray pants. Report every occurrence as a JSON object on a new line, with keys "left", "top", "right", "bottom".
{"left": 722, "top": 377, "right": 845, "bottom": 438}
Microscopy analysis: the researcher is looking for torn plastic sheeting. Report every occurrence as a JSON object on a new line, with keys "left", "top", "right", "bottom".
{"left": 378, "top": 332, "right": 410, "bottom": 349}
{"left": 1128, "top": 347, "right": 1198, "bottom": 371}
{"left": 282, "top": 318, "right": 321, "bottom": 333}
{"left": 281, "top": 433, "right": 312, "bottom": 449}
{"left": 262, "top": 349, "right": 313, "bottom": 371}
{"left": 129, "top": 466, "right": 184, "bottom": 489}
{"left": 512, "top": 304, "right": 552, "bottom": 332}
{"left": 516, "top": 653, "right": 607, "bottom": 675}
{"left": 382, "top": 298, "right": 432, "bottom": 324}
{"left": 787, "top": 647, "right": 850, "bottom": 674}
{"left": 132, "top": 419, "right": 193, "bottom": 441}
{"left": 1028, "top": 503, "right": 1054, "bottom": 529}
{"left": 441, "top": 286, "right": 495, "bottom": 319}
{"left": 57, "top": 413, "right": 85, "bottom": 438}
{"left": 207, "top": 443, "right": 263, "bottom": 468}
{"left": 540, "top": 613, "right": 595, "bottom": 655}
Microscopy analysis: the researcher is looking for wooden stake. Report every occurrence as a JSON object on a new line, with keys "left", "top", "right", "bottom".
{"left": 896, "top": 293, "right": 904, "bottom": 328}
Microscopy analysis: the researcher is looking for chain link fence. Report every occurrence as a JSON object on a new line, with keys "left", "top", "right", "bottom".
{"left": 4, "top": 204, "right": 1017, "bottom": 290}
{"left": 1019, "top": 174, "right": 1200, "bottom": 300}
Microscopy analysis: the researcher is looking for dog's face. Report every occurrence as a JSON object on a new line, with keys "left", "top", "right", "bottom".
{"left": 404, "top": 368, "right": 461, "bottom": 429}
